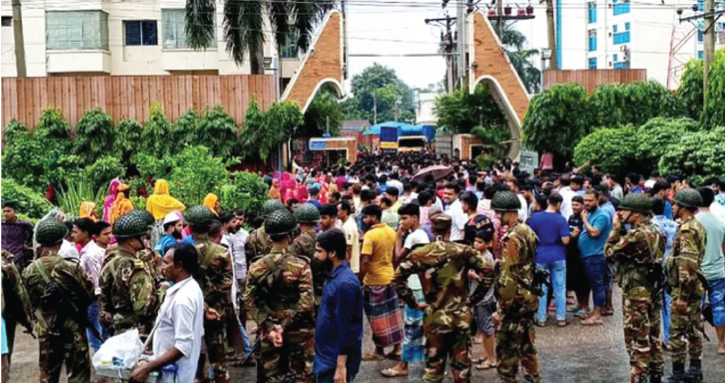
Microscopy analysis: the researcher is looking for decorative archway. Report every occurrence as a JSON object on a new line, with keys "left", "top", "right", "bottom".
{"left": 468, "top": 11, "right": 530, "bottom": 159}
{"left": 281, "top": 11, "right": 346, "bottom": 113}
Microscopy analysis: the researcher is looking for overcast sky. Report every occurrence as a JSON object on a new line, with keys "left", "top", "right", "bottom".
{"left": 343, "top": 0, "right": 449, "bottom": 90}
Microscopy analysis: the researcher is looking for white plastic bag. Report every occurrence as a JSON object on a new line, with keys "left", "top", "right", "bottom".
{"left": 92, "top": 329, "right": 145, "bottom": 370}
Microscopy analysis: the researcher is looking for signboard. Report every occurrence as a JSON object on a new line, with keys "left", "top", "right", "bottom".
{"left": 380, "top": 141, "right": 398, "bottom": 150}
{"left": 310, "top": 140, "right": 327, "bottom": 150}
{"left": 518, "top": 149, "right": 539, "bottom": 176}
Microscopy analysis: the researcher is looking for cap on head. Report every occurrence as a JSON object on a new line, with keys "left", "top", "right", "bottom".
{"left": 163, "top": 212, "right": 181, "bottom": 225}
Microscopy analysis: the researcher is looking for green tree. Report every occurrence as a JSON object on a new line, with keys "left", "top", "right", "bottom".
{"left": 299, "top": 91, "right": 343, "bottom": 138}
{"left": 343, "top": 63, "right": 415, "bottom": 123}
{"left": 434, "top": 84, "right": 506, "bottom": 133}
{"left": 701, "top": 48, "right": 725, "bottom": 129}
{"left": 216, "top": 171, "right": 269, "bottom": 216}
{"left": 677, "top": 59, "right": 704, "bottom": 122}
{"left": 495, "top": 23, "right": 541, "bottom": 93}
{"left": 588, "top": 81, "right": 684, "bottom": 128}
{"left": 185, "top": 0, "right": 334, "bottom": 74}
{"left": 522, "top": 83, "right": 591, "bottom": 160}
{"left": 636, "top": 117, "right": 699, "bottom": 176}
{"left": 573, "top": 126, "right": 639, "bottom": 181}
{"left": 174, "top": 106, "right": 239, "bottom": 157}
{"left": 659, "top": 126, "right": 725, "bottom": 184}
{"left": 239, "top": 99, "right": 304, "bottom": 160}
{"left": 73, "top": 108, "right": 116, "bottom": 165}
{"left": 115, "top": 119, "right": 144, "bottom": 168}
{"left": 140, "top": 103, "right": 175, "bottom": 158}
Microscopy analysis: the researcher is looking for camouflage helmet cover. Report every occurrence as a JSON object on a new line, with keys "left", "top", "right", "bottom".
{"left": 618, "top": 193, "right": 653, "bottom": 213}
{"left": 430, "top": 213, "right": 452, "bottom": 232}
{"left": 128, "top": 209, "right": 155, "bottom": 226}
{"left": 491, "top": 191, "right": 522, "bottom": 212}
{"left": 262, "top": 199, "right": 286, "bottom": 217}
{"left": 112, "top": 213, "right": 149, "bottom": 239}
{"left": 673, "top": 188, "right": 703, "bottom": 209}
{"left": 185, "top": 206, "right": 215, "bottom": 227}
{"left": 264, "top": 209, "right": 299, "bottom": 236}
{"left": 294, "top": 203, "right": 320, "bottom": 223}
{"left": 36, "top": 218, "right": 68, "bottom": 246}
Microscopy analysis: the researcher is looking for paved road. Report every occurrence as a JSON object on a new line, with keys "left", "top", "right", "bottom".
{"left": 8, "top": 288, "right": 725, "bottom": 382}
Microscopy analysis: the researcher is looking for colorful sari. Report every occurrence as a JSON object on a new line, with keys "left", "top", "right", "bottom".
{"left": 79, "top": 201, "right": 98, "bottom": 222}
{"left": 102, "top": 179, "right": 121, "bottom": 222}
{"left": 109, "top": 185, "right": 134, "bottom": 225}
{"left": 146, "top": 180, "right": 186, "bottom": 221}
{"left": 203, "top": 193, "right": 219, "bottom": 215}
{"left": 268, "top": 179, "right": 282, "bottom": 200}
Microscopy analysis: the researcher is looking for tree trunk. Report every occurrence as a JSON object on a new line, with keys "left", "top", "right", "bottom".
{"left": 250, "top": 44, "right": 265, "bottom": 75}
{"left": 12, "top": 0, "right": 26, "bottom": 77}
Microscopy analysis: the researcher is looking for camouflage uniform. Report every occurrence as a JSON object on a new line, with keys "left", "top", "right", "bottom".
{"left": 193, "top": 233, "right": 235, "bottom": 381}
{"left": 1, "top": 249, "right": 33, "bottom": 358}
{"left": 246, "top": 226, "right": 272, "bottom": 264}
{"left": 244, "top": 245, "right": 315, "bottom": 383}
{"left": 290, "top": 226, "right": 329, "bottom": 309}
{"left": 99, "top": 248, "right": 158, "bottom": 338}
{"left": 23, "top": 251, "right": 94, "bottom": 383}
{"left": 665, "top": 216, "right": 706, "bottom": 364}
{"left": 496, "top": 222, "right": 541, "bottom": 383}
{"left": 392, "top": 234, "right": 494, "bottom": 383}
{"left": 605, "top": 219, "right": 666, "bottom": 382}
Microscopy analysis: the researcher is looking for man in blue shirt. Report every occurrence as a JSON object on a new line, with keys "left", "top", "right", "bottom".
{"left": 154, "top": 212, "right": 183, "bottom": 257}
{"left": 651, "top": 181, "right": 673, "bottom": 220}
{"left": 308, "top": 187, "right": 323, "bottom": 209}
{"left": 651, "top": 198, "right": 678, "bottom": 348}
{"left": 314, "top": 229, "right": 363, "bottom": 383}
{"left": 579, "top": 190, "right": 613, "bottom": 326}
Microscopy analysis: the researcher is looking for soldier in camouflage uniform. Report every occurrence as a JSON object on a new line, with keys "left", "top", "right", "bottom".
{"left": 604, "top": 194, "right": 666, "bottom": 383}
{"left": 1, "top": 249, "right": 33, "bottom": 360}
{"left": 23, "top": 218, "right": 95, "bottom": 383}
{"left": 492, "top": 191, "right": 542, "bottom": 383}
{"left": 185, "top": 206, "right": 234, "bottom": 383}
{"left": 391, "top": 213, "right": 494, "bottom": 383}
{"left": 246, "top": 200, "right": 287, "bottom": 265}
{"left": 100, "top": 213, "right": 159, "bottom": 339}
{"left": 665, "top": 189, "right": 707, "bottom": 383}
{"left": 244, "top": 209, "right": 315, "bottom": 383}
{"left": 290, "top": 203, "right": 329, "bottom": 310}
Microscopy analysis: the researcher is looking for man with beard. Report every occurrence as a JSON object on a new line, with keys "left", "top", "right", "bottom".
{"left": 154, "top": 212, "right": 183, "bottom": 258}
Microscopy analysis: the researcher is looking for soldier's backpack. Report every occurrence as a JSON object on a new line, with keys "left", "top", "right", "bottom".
{"left": 34, "top": 258, "right": 95, "bottom": 332}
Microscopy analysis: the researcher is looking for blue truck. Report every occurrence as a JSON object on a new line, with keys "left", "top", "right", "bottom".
{"left": 378, "top": 123, "right": 435, "bottom": 152}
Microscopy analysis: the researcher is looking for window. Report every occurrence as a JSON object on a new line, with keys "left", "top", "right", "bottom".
{"left": 613, "top": 0, "right": 630, "bottom": 15}
{"left": 698, "top": 0, "right": 704, "bottom": 11}
{"left": 613, "top": 61, "right": 630, "bottom": 69}
{"left": 125, "top": 21, "right": 158, "bottom": 46}
{"left": 613, "top": 25, "right": 618, "bottom": 33}
{"left": 698, "top": 50, "right": 704, "bottom": 59}
{"left": 279, "top": 30, "right": 299, "bottom": 58}
{"left": 46, "top": 11, "right": 109, "bottom": 50}
{"left": 717, "top": 22, "right": 725, "bottom": 31}
{"left": 698, "top": 30, "right": 704, "bottom": 43}
{"left": 162, "top": 9, "right": 216, "bottom": 49}
{"left": 588, "top": 57, "right": 597, "bottom": 70}
{"left": 588, "top": 30, "right": 597, "bottom": 52}
{"left": 613, "top": 54, "right": 618, "bottom": 62}
{"left": 588, "top": 2, "right": 597, "bottom": 23}
{"left": 613, "top": 31, "right": 630, "bottom": 44}
{"left": 625, "top": 22, "right": 630, "bottom": 31}
{"left": 1, "top": 16, "right": 11, "bottom": 27}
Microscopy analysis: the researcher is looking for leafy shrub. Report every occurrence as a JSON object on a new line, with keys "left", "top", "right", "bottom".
{"left": 3, "top": 119, "right": 28, "bottom": 142}
{"left": 677, "top": 59, "right": 704, "bottom": 122}
{"left": 140, "top": 103, "right": 174, "bottom": 158}
{"left": 197, "top": 106, "right": 239, "bottom": 157}
{"left": 73, "top": 109, "right": 116, "bottom": 165}
{"left": 115, "top": 119, "right": 144, "bottom": 167}
{"left": 162, "top": 146, "right": 239, "bottom": 206}
{"left": 701, "top": 49, "right": 725, "bottom": 129}
{"left": 131, "top": 196, "right": 147, "bottom": 211}
{"left": 2, "top": 129, "right": 47, "bottom": 192}
{"left": 34, "top": 108, "right": 72, "bottom": 142}
{"left": 239, "top": 100, "right": 303, "bottom": 160}
{"left": 299, "top": 92, "right": 343, "bottom": 138}
{"left": 56, "top": 177, "right": 106, "bottom": 220}
{"left": 476, "top": 154, "right": 497, "bottom": 170}
{"left": 636, "top": 117, "right": 699, "bottom": 175}
{"left": 435, "top": 85, "right": 507, "bottom": 134}
{"left": 0, "top": 178, "right": 54, "bottom": 219}
{"left": 659, "top": 126, "right": 725, "bottom": 184}
{"left": 216, "top": 172, "right": 269, "bottom": 216}
{"left": 588, "top": 81, "right": 684, "bottom": 128}
{"left": 573, "top": 126, "right": 639, "bottom": 181}
{"left": 86, "top": 156, "right": 126, "bottom": 191}
{"left": 471, "top": 125, "right": 511, "bottom": 159}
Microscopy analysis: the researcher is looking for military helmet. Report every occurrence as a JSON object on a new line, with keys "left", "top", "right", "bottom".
{"left": 264, "top": 209, "right": 299, "bottom": 237}
{"left": 36, "top": 218, "right": 68, "bottom": 246}
{"left": 294, "top": 203, "right": 320, "bottom": 223}
{"left": 185, "top": 206, "right": 215, "bottom": 227}
{"left": 430, "top": 213, "right": 452, "bottom": 232}
{"left": 673, "top": 188, "right": 703, "bottom": 209}
{"left": 127, "top": 209, "right": 155, "bottom": 227}
{"left": 113, "top": 213, "right": 149, "bottom": 239}
{"left": 262, "top": 199, "right": 286, "bottom": 217}
{"left": 491, "top": 191, "right": 522, "bottom": 212}
{"left": 618, "top": 193, "right": 653, "bottom": 213}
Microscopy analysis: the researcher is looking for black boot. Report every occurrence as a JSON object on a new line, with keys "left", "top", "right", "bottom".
{"left": 685, "top": 360, "right": 703, "bottom": 383}
{"left": 667, "top": 362, "right": 686, "bottom": 383}
{"left": 650, "top": 374, "right": 662, "bottom": 383}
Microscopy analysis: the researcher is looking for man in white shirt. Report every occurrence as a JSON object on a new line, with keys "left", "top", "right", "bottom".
{"left": 338, "top": 200, "right": 361, "bottom": 273}
{"left": 443, "top": 183, "right": 467, "bottom": 242}
{"left": 506, "top": 178, "right": 529, "bottom": 222}
{"left": 558, "top": 175, "right": 577, "bottom": 220}
{"left": 74, "top": 219, "right": 110, "bottom": 353}
{"left": 130, "top": 243, "right": 204, "bottom": 383}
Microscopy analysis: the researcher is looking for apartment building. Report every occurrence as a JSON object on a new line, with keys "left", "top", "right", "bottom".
{"left": 1, "top": 0, "right": 301, "bottom": 83}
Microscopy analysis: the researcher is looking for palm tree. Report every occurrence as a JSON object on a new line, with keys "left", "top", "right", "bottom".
{"left": 495, "top": 22, "right": 541, "bottom": 94}
{"left": 185, "top": 0, "right": 335, "bottom": 74}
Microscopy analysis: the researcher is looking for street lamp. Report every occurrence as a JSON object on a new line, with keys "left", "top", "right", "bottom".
{"left": 540, "top": 48, "right": 553, "bottom": 93}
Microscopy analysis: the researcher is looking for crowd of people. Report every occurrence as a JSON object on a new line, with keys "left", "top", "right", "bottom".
{"left": 1, "top": 149, "right": 725, "bottom": 383}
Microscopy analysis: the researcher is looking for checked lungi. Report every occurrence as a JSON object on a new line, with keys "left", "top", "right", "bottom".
{"left": 402, "top": 289, "right": 426, "bottom": 362}
{"left": 363, "top": 284, "right": 404, "bottom": 348}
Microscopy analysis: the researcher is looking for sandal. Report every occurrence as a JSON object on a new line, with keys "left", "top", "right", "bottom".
{"left": 580, "top": 318, "right": 604, "bottom": 326}
{"left": 476, "top": 360, "right": 499, "bottom": 370}
{"left": 381, "top": 368, "right": 409, "bottom": 377}
{"left": 362, "top": 353, "right": 386, "bottom": 361}
{"left": 534, "top": 320, "right": 546, "bottom": 327}
{"left": 602, "top": 309, "right": 614, "bottom": 316}
{"left": 558, "top": 320, "right": 570, "bottom": 327}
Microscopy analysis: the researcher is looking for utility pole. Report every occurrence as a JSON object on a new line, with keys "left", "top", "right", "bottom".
{"left": 497, "top": 0, "right": 504, "bottom": 36}
{"left": 457, "top": 0, "right": 466, "bottom": 89}
{"left": 341, "top": 0, "right": 348, "bottom": 80}
{"left": 545, "top": 0, "right": 558, "bottom": 70}
{"left": 12, "top": 0, "right": 26, "bottom": 77}
{"left": 704, "top": 0, "right": 715, "bottom": 108}
{"left": 372, "top": 92, "right": 378, "bottom": 125}
{"left": 446, "top": 18, "right": 454, "bottom": 92}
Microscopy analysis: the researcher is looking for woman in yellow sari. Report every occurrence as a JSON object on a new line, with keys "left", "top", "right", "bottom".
{"left": 109, "top": 184, "right": 134, "bottom": 225}
{"left": 146, "top": 180, "right": 186, "bottom": 220}
{"left": 79, "top": 201, "right": 98, "bottom": 222}
{"left": 203, "top": 193, "right": 220, "bottom": 216}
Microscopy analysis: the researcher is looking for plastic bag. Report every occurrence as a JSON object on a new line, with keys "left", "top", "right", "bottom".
{"left": 92, "top": 329, "right": 144, "bottom": 370}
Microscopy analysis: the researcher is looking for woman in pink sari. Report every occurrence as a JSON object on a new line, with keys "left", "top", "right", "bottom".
{"left": 280, "top": 172, "right": 296, "bottom": 203}
{"left": 102, "top": 179, "right": 121, "bottom": 222}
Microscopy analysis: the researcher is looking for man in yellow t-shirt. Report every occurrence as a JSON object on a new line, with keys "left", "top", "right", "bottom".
{"left": 359, "top": 204, "right": 404, "bottom": 361}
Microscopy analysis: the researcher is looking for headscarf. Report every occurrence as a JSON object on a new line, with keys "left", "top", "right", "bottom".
{"left": 281, "top": 172, "right": 295, "bottom": 201}
{"left": 203, "top": 193, "right": 219, "bottom": 215}
{"left": 79, "top": 201, "right": 98, "bottom": 222}
{"left": 268, "top": 179, "right": 282, "bottom": 200}
{"left": 110, "top": 184, "right": 134, "bottom": 225}
{"left": 103, "top": 179, "right": 121, "bottom": 222}
{"left": 146, "top": 179, "right": 186, "bottom": 221}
